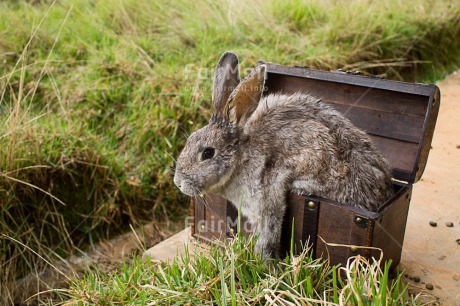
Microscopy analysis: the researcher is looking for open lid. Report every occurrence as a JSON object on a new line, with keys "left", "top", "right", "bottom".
{"left": 260, "top": 62, "right": 440, "bottom": 184}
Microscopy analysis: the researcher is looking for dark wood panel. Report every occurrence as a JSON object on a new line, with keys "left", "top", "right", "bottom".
{"left": 316, "top": 200, "right": 370, "bottom": 266}
{"left": 196, "top": 195, "right": 229, "bottom": 241}
{"left": 204, "top": 195, "right": 227, "bottom": 222}
{"left": 194, "top": 196, "right": 204, "bottom": 238}
{"left": 414, "top": 86, "right": 440, "bottom": 183}
{"left": 280, "top": 194, "right": 306, "bottom": 256}
{"left": 330, "top": 103, "right": 424, "bottom": 143}
{"left": 190, "top": 197, "right": 196, "bottom": 236}
{"left": 371, "top": 186, "right": 411, "bottom": 267}
{"left": 368, "top": 135, "right": 419, "bottom": 182}
{"left": 265, "top": 74, "right": 429, "bottom": 118}
{"left": 263, "top": 62, "right": 436, "bottom": 98}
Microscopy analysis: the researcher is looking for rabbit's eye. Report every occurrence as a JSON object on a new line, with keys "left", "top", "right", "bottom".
{"left": 201, "top": 148, "right": 215, "bottom": 161}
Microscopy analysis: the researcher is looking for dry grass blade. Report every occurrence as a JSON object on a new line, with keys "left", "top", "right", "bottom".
{"left": 1, "top": 234, "right": 70, "bottom": 282}
{"left": 0, "top": 173, "right": 66, "bottom": 206}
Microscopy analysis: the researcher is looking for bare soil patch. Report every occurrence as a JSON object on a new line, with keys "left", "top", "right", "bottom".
{"left": 400, "top": 70, "right": 460, "bottom": 305}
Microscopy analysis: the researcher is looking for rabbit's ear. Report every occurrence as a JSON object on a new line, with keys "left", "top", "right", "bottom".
{"left": 226, "top": 64, "right": 266, "bottom": 126}
{"left": 212, "top": 52, "right": 240, "bottom": 120}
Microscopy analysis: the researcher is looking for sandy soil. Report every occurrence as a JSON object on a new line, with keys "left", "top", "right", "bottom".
{"left": 399, "top": 71, "right": 460, "bottom": 305}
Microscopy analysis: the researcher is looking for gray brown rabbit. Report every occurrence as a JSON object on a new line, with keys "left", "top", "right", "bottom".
{"left": 174, "top": 52, "right": 394, "bottom": 258}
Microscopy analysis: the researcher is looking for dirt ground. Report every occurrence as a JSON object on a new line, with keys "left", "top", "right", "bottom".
{"left": 399, "top": 70, "right": 460, "bottom": 305}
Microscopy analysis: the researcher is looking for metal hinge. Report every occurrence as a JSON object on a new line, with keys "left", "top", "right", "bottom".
{"left": 332, "top": 68, "right": 361, "bottom": 75}
{"left": 332, "top": 69, "right": 386, "bottom": 79}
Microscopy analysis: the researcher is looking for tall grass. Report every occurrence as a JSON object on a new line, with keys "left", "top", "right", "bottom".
{"left": 65, "top": 234, "right": 428, "bottom": 305}
{"left": 0, "top": 0, "right": 459, "bottom": 303}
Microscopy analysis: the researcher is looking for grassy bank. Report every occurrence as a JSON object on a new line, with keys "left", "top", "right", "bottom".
{"left": 1, "top": 0, "right": 459, "bottom": 303}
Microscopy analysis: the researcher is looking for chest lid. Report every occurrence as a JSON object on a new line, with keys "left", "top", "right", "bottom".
{"left": 260, "top": 62, "right": 440, "bottom": 184}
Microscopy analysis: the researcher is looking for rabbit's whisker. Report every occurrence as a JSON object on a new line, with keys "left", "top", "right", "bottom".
{"left": 164, "top": 151, "right": 177, "bottom": 162}
{"left": 197, "top": 189, "right": 213, "bottom": 210}
{"left": 181, "top": 132, "right": 189, "bottom": 140}
{"left": 180, "top": 127, "right": 190, "bottom": 139}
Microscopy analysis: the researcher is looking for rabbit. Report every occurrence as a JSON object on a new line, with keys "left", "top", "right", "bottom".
{"left": 174, "top": 52, "right": 394, "bottom": 258}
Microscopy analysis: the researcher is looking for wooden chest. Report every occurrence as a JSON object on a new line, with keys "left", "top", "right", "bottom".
{"left": 190, "top": 62, "right": 440, "bottom": 268}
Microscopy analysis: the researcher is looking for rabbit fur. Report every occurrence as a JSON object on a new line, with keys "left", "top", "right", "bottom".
{"left": 174, "top": 52, "right": 394, "bottom": 258}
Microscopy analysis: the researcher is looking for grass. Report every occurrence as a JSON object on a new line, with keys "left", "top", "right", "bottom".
{"left": 0, "top": 0, "right": 459, "bottom": 304}
{"left": 63, "top": 234, "right": 429, "bottom": 305}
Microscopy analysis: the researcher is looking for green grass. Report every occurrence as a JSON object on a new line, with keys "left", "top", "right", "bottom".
{"left": 64, "top": 234, "right": 427, "bottom": 305}
{"left": 0, "top": 0, "right": 459, "bottom": 303}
